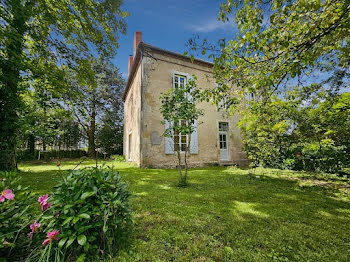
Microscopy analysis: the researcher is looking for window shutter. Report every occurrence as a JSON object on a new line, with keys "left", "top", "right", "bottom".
{"left": 164, "top": 120, "right": 174, "bottom": 154}
{"left": 172, "top": 72, "right": 176, "bottom": 89}
{"left": 190, "top": 120, "right": 198, "bottom": 154}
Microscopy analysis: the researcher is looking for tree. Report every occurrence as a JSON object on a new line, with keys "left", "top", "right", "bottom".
{"left": 18, "top": 90, "right": 84, "bottom": 159}
{"left": 188, "top": 0, "right": 349, "bottom": 172}
{"left": 0, "top": 0, "right": 127, "bottom": 170}
{"left": 97, "top": 108, "right": 124, "bottom": 156}
{"left": 160, "top": 76, "right": 203, "bottom": 186}
{"left": 189, "top": 0, "right": 349, "bottom": 107}
{"left": 65, "top": 58, "right": 125, "bottom": 158}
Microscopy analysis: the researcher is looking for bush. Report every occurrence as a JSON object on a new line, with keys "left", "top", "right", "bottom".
{"left": 38, "top": 167, "right": 132, "bottom": 261}
{"left": 0, "top": 171, "right": 35, "bottom": 260}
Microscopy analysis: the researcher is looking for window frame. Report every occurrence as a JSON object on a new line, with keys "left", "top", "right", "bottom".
{"left": 173, "top": 120, "right": 189, "bottom": 153}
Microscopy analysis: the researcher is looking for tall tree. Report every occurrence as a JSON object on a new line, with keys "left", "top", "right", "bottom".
{"left": 0, "top": 0, "right": 127, "bottom": 170}
{"left": 189, "top": 0, "right": 349, "bottom": 109}
{"left": 65, "top": 58, "right": 125, "bottom": 158}
{"left": 188, "top": 0, "right": 349, "bottom": 171}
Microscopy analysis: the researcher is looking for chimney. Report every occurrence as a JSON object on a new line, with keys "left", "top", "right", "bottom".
{"left": 133, "top": 31, "right": 142, "bottom": 57}
{"left": 128, "top": 55, "right": 133, "bottom": 76}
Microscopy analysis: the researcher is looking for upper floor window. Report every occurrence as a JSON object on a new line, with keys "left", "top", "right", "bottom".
{"left": 174, "top": 75, "right": 186, "bottom": 89}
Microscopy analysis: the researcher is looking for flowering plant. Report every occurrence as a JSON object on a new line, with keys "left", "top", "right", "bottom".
{"left": 39, "top": 167, "right": 132, "bottom": 260}
{"left": 0, "top": 171, "right": 34, "bottom": 260}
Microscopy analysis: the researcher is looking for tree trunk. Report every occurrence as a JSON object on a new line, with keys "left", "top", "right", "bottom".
{"left": 0, "top": 0, "right": 27, "bottom": 170}
{"left": 88, "top": 109, "right": 96, "bottom": 158}
{"left": 27, "top": 134, "right": 35, "bottom": 155}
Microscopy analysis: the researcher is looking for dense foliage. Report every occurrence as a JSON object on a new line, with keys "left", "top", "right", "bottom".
{"left": 188, "top": 0, "right": 349, "bottom": 173}
{"left": 0, "top": 0, "right": 127, "bottom": 170}
{"left": 37, "top": 167, "right": 132, "bottom": 260}
{"left": 65, "top": 58, "right": 125, "bottom": 158}
{"left": 240, "top": 91, "right": 350, "bottom": 173}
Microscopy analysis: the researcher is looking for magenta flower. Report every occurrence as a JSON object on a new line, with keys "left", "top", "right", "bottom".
{"left": 38, "top": 194, "right": 51, "bottom": 211}
{"left": 28, "top": 220, "right": 41, "bottom": 239}
{"left": 42, "top": 230, "right": 60, "bottom": 246}
{"left": 0, "top": 189, "right": 15, "bottom": 202}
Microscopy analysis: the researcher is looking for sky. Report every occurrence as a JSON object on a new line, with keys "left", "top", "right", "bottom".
{"left": 111, "top": 0, "right": 237, "bottom": 79}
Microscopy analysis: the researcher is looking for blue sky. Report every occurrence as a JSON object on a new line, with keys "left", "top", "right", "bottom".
{"left": 111, "top": 0, "right": 236, "bottom": 79}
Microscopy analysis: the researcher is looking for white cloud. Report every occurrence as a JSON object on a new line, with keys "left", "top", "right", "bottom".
{"left": 188, "top": 19, "right": 233, "bottom": 33}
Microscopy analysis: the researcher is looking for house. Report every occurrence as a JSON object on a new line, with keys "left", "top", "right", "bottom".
{"left": 123, "top": 31, "right": 247, "bottom": 168}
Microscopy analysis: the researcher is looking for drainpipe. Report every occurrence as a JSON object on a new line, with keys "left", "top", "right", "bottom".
{"left": 139, "top": 47, "right": 143, "bottom": 168}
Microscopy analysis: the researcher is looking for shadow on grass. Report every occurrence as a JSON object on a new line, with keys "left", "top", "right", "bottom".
{"left": 16, "top": 160, "right": 350, "bottom": 261}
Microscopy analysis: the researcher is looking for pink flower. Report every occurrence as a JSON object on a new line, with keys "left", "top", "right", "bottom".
{"left": 42, "top": 230, "right": 60, "bottom": 246}
{"left": 0, "top": 189, "right": 15, "bottom": 202}
{"left": 38, "top": 194, "right": 51, "bottom": 211}
{"left": 3, "top": 241, "right": 10, "bottom": 246}
{"left": 28, "top": 220, "right": 41, "bottom": 239}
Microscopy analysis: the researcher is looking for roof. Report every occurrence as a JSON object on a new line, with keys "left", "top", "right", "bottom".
{"left": 122, "top": 42, "right": 213, "bottom": 101}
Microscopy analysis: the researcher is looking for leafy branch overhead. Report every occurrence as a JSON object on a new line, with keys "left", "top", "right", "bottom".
{"left": 188, "top": 0, "right": 350, "bottom": 108}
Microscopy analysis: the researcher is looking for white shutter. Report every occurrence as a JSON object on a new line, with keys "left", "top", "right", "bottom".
{"left": 164, "top": 120, "right": 174, "bottom": 154}
{"left": 172, "top": 72, "right": 176, "bottom": 89}
{"left": 190, "top": 120, "right": 198, "bottom": 154}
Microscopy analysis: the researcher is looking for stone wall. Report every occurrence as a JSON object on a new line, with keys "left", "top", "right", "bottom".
{"left": 138, "top": 50, "right": 248, "bottom": 168}
{"left": 123, "top": 62, "right": 142, "bottom": 166}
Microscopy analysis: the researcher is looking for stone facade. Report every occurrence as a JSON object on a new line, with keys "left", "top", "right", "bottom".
{"left": 123, "top": 32, "right": 248, "bottom": 168}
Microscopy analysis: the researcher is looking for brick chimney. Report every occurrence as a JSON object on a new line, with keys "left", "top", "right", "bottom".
{"left": 133, "top": 31, "right": 142, "bottom": 57}
{"left": 128, "top": 55, "right": 133, "bottom": 76}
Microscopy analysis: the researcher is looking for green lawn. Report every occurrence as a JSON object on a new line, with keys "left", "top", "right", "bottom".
{"left": 18, "top": 159, "right": 350, "bottom": 261}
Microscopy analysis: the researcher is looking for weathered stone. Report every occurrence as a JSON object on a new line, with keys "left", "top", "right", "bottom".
{"left": 123, "top": 33, "right": 248, "bottom": 168}
{"left": 150, "top": 131, "right": 162, "bottom": 145}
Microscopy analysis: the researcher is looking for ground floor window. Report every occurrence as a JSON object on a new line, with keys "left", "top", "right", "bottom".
{"left": 174, "top": 120, "right": 188, "bottom": 152}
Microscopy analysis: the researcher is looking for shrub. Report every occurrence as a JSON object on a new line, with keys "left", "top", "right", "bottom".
{"left": 0, "top": 171, "right": 35, "bottom": 260}
{"left": 39, "top": 167, "right": 132, "bottom": 261}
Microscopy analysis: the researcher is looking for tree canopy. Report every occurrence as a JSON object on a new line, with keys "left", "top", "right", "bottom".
{"left": 0, "top": 0, "right": 127, "bottom": 170}
{"left": 188, "top": 0, "right": 350, "bottom": 173}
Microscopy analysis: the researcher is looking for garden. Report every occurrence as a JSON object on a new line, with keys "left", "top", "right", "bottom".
{"left": 1, "top": 158, "right": 349, "bottom": 261}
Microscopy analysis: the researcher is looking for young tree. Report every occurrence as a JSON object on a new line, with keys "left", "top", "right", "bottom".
{"left": 65, "top": 58, "right": 125, "bottom": 158}
{"left": 0, "top": 0, "right": 127, "bottom": 170}
{"left": 160, "top": 76, "right": 203, "bottom": 186}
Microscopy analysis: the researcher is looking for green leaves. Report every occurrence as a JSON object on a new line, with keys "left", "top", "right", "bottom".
{"left": 77, "top": 235, "right": 87, "bottom": 246}
{"left": 41, "top": 167, "right": 132, "bottom": 259}
{"left": 81, "top": 191, "right": 96, "bottom": 200}
{"left": 78, "top": 213, "right": 91, "bottom": 219}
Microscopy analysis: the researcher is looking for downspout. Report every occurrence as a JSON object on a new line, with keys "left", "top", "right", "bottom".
{"left": 139, "top": 47, "right": 143, "bottom": 168}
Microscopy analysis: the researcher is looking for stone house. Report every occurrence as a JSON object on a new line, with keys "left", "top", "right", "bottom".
{"left": 123, "top": 31, "right": 247, "bottom": 168}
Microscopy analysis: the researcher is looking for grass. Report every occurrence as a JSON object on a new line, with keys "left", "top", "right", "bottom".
{"left": 17, "top": 158, "right": 350, "bottom": 261}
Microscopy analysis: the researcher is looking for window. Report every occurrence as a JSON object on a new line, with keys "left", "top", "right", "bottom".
{"left": 219, "top": 122, "right": 229, "bottom": 131}
{"left": 174, "top": 74, "right": 186, "bottom": 89}
{"left": 174, "top": 120, "right": 188, "bottom": 152}
{"left": 219, "top": 133, "right": 227, "bottom": 149}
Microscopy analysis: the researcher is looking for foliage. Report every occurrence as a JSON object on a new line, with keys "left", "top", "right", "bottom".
{"left": 18, "top": 91, "right": 84, "bottom": 156}
{"left": 38, "top": 167, "right": 132, "bottom": 260}
{"left": 189, "top": 0, "right": 350, "bottom": 108}
{"left": 97, "top": 124, "right": 123, "bottom": 156}
{"left": 188, "top": 0, "right": 349, "bottom": 172}
{"left": 64, "top": 58, "right": 125, "bottom": 158}
{"left": 0, "top": 0, "right": 127, "bottom": 170}
{"left": 0, "top": 171, "right": 35, "bottom": 260}
{"left": 160, "top": 76, "right": 203, "bottom": 186}
{"left": 18, "top": 159, "right": 350, "bottom": 261}
{"left": 240, "top": 91, "right": 350, "bottom": 173}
